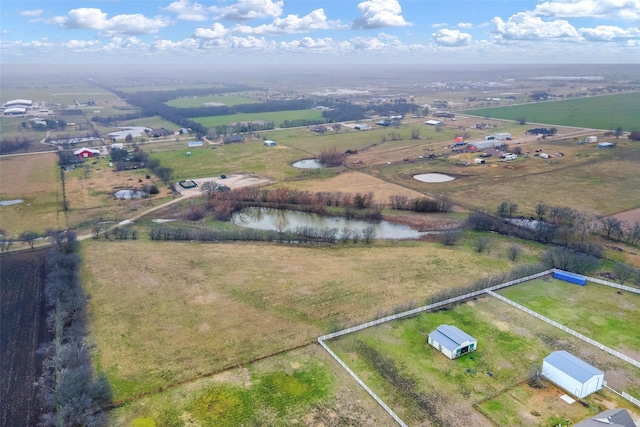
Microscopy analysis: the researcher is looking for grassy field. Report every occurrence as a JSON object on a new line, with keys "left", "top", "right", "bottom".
{"left": 119, "top": 115, "right": 181, "bottom": 130}
{"left": 165, "top": 94, "right": 258, "bottom": 108}
{"left": 108, "top": 345, "right": 392, "bottom": 427}
{"left": 327, "top": 290, "right": 640, "bottom": 425}
{"left": 191, "top": 109, "right": 323, "bottom": 127}
{"left": 498, "top": 278, "right": 640, "bottom": 355}
{"left": 80, "top": 238, "right": 517, "bottom": 401}
{"left": 148, "top": 139, "right": 316, "bottom": 182}
{"left": 464, "top": 92, "right": 640, "bottom": 130}
{"left": 0, "top": 153, "right": 63, "bottom": 237}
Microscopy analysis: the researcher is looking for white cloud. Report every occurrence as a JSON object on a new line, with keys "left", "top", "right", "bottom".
{"left": 432, "top": 23, "right": 448, "bottom": 29}
{"left": 162, "top": 0, "right": 209, "bottom": 21}
{"left": 533, "top": 0, "right": 640, "bottom": 21}
{"left": 194, "top": 23, "right": 227, "bottom": 39}
{"left": 432, "top": 29, "right": 472, "bottom": 46}
{"left": 458, "top": 22, "right": 473, "bottom": 29}
{"left": 152, "top": 38, "right": 201, "bottom": 51}
{"left": 492, "top": 12, "right": 581, "bottom": 40}
{"left": 232, "top": 9, "right": 343, "bottom": 35}
{"left": 47, "top": 8, "right": 171, "bottom": 37}
{"left": 20, "top": 9, "right": 43, "bottom": 17}
{"left": 211, "top": 0, "right": 283, "bottom": 21}
{"left": 1, "top": 29, "right": 10, "bottom": 35}
{"left": 352, "top": 0, "right": 410, "bottom": 29}
{"left": 579, "top": 25, "right": 640, "bottom": 41}
{"left": 64, "top": 39, "right": 101, "bottom": 50}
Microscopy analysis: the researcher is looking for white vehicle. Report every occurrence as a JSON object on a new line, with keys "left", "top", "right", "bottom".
{"left": 499, "top": 153, "right": 518, "bottom": 162}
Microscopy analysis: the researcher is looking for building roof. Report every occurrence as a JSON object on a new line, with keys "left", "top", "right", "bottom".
{"left": 5, "top": 99, "right": 33, "bottom": 107}
{"left": 430, "top": 324, "right": 476, "bottom": 352}
{"left": 544, "top": 351, "right": 603, "bottom": 383}
{"left": 73, "top": 147, "right": 101, "bottom": 155}
{"left": 574, "top": 409, "right": 636, "bottom": 427}
{"left": 3, "top": 107, "right": 27, "bottom": 114}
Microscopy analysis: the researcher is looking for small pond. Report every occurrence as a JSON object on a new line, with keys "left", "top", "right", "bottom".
{"left": 107, "top": 126, "right": 151, "bottom": 140}
{"left": 413, "top": 173, "right": 454, "bottom": 183}
{"left": 292, "top": 159, "right": 325, "bottom": 169}
{"left": 231, "top": 207, "right": 424, "bottom": 239}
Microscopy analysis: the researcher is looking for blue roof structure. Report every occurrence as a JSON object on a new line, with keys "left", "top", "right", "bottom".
{"left": 544, "top": 351, "right": 603, "bottom": 382}
{"left": 429, "top": 325, "right": 476, "bottom": 352}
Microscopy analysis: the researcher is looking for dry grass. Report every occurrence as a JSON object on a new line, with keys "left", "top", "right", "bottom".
{"left": 81, "top": 239, "right": 512, "bottom": 400}
{"left": 0, "top": 153, "right": 63, "bottom": 236}
{"left": 284, "top": 170, "right": 425, "bottom": 203}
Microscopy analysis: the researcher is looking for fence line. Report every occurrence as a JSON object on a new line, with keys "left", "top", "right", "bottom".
{"left": 317, "top": 338, "right": 408, "bottom": 427}
{"left": 486, "top": 290, "right": 640, "bottom": 369}
{"left": 319, "top": 269, "right": 553, "bottom": 341}
{"left": 604, "top": 385, "right": 640, "bottom": 408}
{"left": 568, "top": 269, "right": 640, "bottom": 295}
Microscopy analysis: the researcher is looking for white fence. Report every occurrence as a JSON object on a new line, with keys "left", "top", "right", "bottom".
{"left": 486, "top": 290, "right": 640, "bottom": 369}
{"left": 317, "top": 268, "right": 640, "bottom": 425}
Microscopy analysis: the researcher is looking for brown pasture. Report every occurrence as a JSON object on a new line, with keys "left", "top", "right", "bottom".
{"left": 81, "top": 239, "right": 513, "bottom": 401}
{"left": 0, "top": 153, "right": 62, "bottom": 236}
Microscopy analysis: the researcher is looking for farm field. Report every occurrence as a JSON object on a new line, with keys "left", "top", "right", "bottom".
{"left": 464, "top": 92, "right": 640, "bottom": 130}
{"left": 498, "top": 278, "right": 640, "bottom": 358}
{"left": 0, "top": 249, "right": 50, "bottom": 427}
{"left": 0, "top": 153, "right": 63, "bottom": 237}
{"left": 80, "top": 238, "right": 516, "bottom": 401}
{"left": 165, "top": 94, "right": 258, "bottom": 108}
{"left": 191, "top": 109, "right": 323, "bottom": 127}
{"left": 327, "top": 288, "right": 640, "bottom": 426}
{"left": 119, "top": 115, "right": 183, "bottom": 131}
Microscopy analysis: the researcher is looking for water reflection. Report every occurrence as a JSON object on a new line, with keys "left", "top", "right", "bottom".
{"left": 231, "top": 207, "right": 424, "bottom": 239}
{"left": 292, "top": 159, "right": 324, "bottom": 169}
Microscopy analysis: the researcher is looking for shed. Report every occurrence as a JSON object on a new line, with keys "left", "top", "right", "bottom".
{"left": 584, "top": 136, "right": 598, "bottom": 143}
{"left": 474, "top": 158, "right": 486, "bottom": 164}
{"left": 187, "top": 141, "right": 203, "bottom": 147}
{"left": 553, "top": 270, "right": 587, "bottom": 286}
{"left": 541, "top": 351, "right": 603, "bottom": 398}
{"left": 468, "top": 140, "right": 504, "bottom": 150}
{"left": 428, "top": 325, "right": 477, "bottom": 359}
{"left": 264, "top": 140, "right": 277, "bottom": 147}
{"left": 425, "top": 119, "right": 443, "bottom": 126}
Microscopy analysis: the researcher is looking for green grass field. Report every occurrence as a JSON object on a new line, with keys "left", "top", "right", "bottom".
{"left": 191, "top": 109, "right": 323, "bottom": 127}
{"left": 165, "top": 94, "right": 258, "bottom": 108}
{"left": 464, "top": 92, "right": 640, "bottom": 130}
{"left": 498, "top": 278, "right": 640, "bottom": 353}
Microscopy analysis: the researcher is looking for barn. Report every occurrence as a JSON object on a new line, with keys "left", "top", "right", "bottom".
{"left": 428, "top": 324, "right": 477, "bottom": 360}
{"left": 541, "top": 351, "right": 604, "bottom": 398}
{"left": 73, "top": 147, "right": 101, "bottom": 158}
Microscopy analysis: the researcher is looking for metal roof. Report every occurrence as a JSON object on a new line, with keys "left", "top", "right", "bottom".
{"left": 544, "top": 351, "right": 603, "bottom": 383}
{"left": 429, "top": 324, "right": 476, "bottom": 352}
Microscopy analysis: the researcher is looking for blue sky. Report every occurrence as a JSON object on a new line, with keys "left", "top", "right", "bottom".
{"left": 1, "top": 0, "right": 639, "bottom": 63}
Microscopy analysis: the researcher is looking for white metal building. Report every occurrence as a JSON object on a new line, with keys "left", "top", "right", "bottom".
{"left": 541, "top": 351, "right": 604, "bottom": 398}
{"left": 428, "top": 324, "right": 477, "bottom": 360}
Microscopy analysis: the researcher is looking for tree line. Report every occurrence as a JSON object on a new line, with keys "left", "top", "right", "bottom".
{"left": 36, "top": 230, "right": 112, "bottom": 426}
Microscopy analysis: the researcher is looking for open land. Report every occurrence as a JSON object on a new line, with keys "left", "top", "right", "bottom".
{"left": 2, "top": 65, "right": 640, "bottom": 426}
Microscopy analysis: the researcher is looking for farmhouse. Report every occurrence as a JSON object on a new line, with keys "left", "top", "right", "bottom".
{"left": 574, "top": 409, "right": 636, "bottom": 427}
{"left": 541, "top": 351, "right": 604, "bottom": 399}
{"left": 73, "top": 147, "right": 101, "bottom": 158}
{"left": 428, "top": 324, "right": 477, "bottom": 359}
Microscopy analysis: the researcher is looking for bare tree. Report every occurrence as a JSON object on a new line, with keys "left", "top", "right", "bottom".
{"left": 388, "top": 131, "right": 402, "bottom": 141}
{"left": 613, "top": 263, "right": 635, "bottom": 285}
{"left": 535, "top": 203, "right": 548, "bottom": 221}
{"left": 362, "top": 226, "right": 377, "bottom": 243}
{"left": 474, "top": 236, "right": 491, "bottom": 253}
{"left": 19, "top": 230, "right": 40, "bottom": 249}
{"left": 410, "top": 128, "right": 420, "bottom": 139}
{"left": 507, "top": 244, "right": 522, "bottom": 261}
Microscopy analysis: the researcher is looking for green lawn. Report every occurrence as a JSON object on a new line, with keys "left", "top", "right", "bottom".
{"left": 191, "top": 109, "right": 323, "bottom": 128}
{"left": 464, "top": 92, "right": 640, "bottom": 130}
{"left": 165, "top": 94, "right": 258, "bottom": 108}
{"left": 498, "top": 278, "right": 640, "bottom": 353}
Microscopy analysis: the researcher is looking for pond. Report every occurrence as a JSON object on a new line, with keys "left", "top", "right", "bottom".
{"left": 114, "top": 190, "right": 146, "bottom": 200}
{"left": 413, "top": 173, "right": 454, "bottom": 183}
{"left": 231, "top": 207, "right": 425, "bottom": 239}
{"left": 0, "top": 199, "right": 24, "bottom": 206}
{"left": 107, "top": 126, "right": 151, "bottom": 140}
{"left": 292, "top": 159, "right": 325, "bottom": 169}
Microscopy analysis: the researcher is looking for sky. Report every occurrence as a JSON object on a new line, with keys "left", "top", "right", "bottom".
{"left": 1, "top": 0, "right": 639, "bottom": 64}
